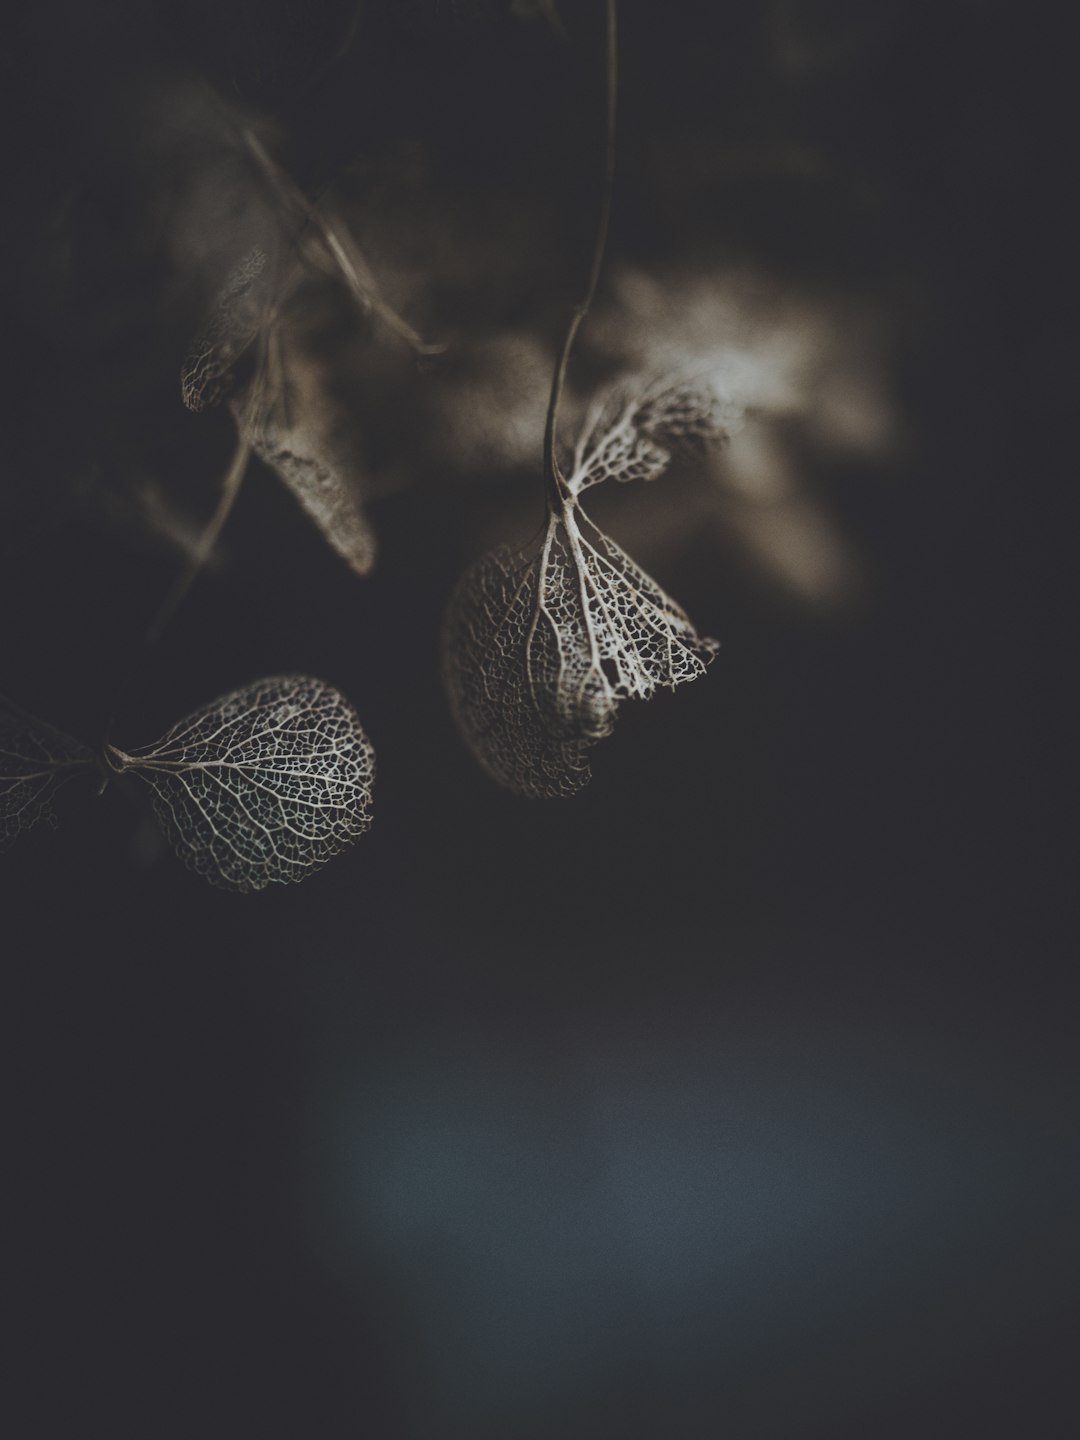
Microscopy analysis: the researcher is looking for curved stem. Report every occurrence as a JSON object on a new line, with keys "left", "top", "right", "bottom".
{"left": 543, "top": 0, "right": 618, "bottom": 510}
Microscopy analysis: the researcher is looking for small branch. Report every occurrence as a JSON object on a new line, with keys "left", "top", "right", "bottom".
{"left": 240, "top": 127, "right": 310, "bottom": 226}
{"left": 240, "top": 127, "right": 443, "bottom": 363}
{"left": 320, "top": 224, "right": 445, "bottom": 359}
{"left": 543, "top": 0, "right": 618, "bottom": 510}
{"left": 145, "top": 430, "right": 252, "bottom": 647}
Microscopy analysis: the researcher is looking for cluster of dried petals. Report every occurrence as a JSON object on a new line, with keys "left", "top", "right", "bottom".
{"left": 443, "top": 375, "right": 727, "bottom": 797}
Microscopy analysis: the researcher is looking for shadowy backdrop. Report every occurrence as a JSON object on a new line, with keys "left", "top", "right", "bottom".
{"left": 2, "top": 2, "right": 1075, "bottom": 1436}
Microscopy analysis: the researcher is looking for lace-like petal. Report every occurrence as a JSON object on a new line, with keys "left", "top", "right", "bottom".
{"left": 444, "top": 373, "right": 728, "bottom": 796}
{"left": 443, "top": 508, "right": 717, "bottom": 797}
{"left": 571, "top": 374, "right": 741, "bottom": 493}
{"left": 117, "top": 676, "right": 374, "bottom": 891}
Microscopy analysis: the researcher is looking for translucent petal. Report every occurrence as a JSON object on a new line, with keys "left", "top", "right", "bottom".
{"left": 247, "top": 417, "right": 377, "bottom": 577}
{"left": 571, "top": 374, "right": 741, "bottom": 493}
{"left": 444, "top": 373, "right": 727, "bottom": 797}
{"left": 443, "top": 508, "right": 717, "bottom": 798}
{"left": 181, "top": 248, "right": 270, "bottom": 413}
{"left": 0, "top": 696, "right": 95, "bottom": 850}
{"left": 115, "top": 676, "right": 375, "bottom": 891}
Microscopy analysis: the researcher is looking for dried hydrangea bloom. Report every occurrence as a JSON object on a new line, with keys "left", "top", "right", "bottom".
{"left": 0, "top": 696, "right": 96, "bottom": 850}
{"left": 443, "top": 375, "right": 729, "bottom": 798}
{"left": 107, "top": 676, "right": 375, "bottom": 892}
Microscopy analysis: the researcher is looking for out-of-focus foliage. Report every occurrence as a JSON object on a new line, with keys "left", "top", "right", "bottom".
{"left": 583, "top": 265, "right": 899, "bottom": 607}
{"left": 178, "top": 131, "right": 439, "bottom": 577}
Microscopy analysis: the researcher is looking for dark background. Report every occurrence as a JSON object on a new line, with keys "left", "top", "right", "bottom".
{"left": 1, "top": 2, "right": 1075, "bottom": 1436}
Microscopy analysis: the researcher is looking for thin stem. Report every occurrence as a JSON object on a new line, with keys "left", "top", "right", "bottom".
{"left": 104, "top": 744, "right": 133, "bottom": 773}
{"left": 145, "top": 430, "right": 252, "bottom": 647}
{"left": 320, "top": 223, "right": 444, "bottom": 358}
{"left": 240, "top": 127, "right": 443, "bottom": 361}
{"left": 543, "top": 0, "right": 618, "bottom": 510}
